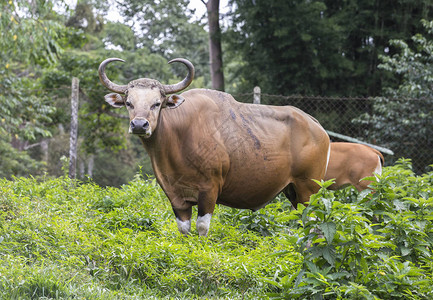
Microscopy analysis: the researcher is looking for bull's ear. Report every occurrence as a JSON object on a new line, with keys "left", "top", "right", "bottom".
{"left": 104, "top": 93, "right": 125, "bottom": 108}
{"left": 164, "top": 94, "right": 185, "bottom": 109}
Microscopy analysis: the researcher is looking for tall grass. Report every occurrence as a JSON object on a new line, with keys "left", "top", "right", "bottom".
{"left": 0, "top": 174, "right": 298, "bottom": 299}
{"left": 0, "top": 159, "right": 432, "bottom": 299}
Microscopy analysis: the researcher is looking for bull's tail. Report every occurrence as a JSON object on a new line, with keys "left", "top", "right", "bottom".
{"left": 372, "top": 148, "right": 385, "bottom": 178}
{"left": 324, "top": 143, "right": 331, "bottom": 175}
{"left": 378, "top": 152, "right": 385, "bottom": 167}
{"left": 372, "top": 148, "right": 385, "bottom": 167}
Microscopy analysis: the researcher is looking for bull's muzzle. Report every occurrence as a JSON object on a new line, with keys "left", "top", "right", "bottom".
{"left": 130, "top": 119, "right": 150, "bottom": 135}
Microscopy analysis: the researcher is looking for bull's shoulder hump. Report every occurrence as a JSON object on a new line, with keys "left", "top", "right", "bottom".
{"left": 283, "top": 105, "right": 321, "bottom": 124}
{"left": 266, "top": 105, "right": 320, "bottom": 125}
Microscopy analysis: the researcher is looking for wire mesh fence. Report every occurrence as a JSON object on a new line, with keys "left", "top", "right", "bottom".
{"left": 232, "top": 90, "right": 433, "bottom": 174}
{"left": 36, "top": 84, "right": 432, "bottom": 186}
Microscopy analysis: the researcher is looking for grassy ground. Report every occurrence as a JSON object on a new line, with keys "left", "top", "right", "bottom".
{"left": 0, "top": 159, "right": 432, "bottom": 299}
{"left": 0, "top": 174, "right": 300, "bottom": 299}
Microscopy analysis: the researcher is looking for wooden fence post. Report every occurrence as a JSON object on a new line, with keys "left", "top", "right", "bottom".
{"left": 253, "top": 86, "right": 261, "bottom": 104}
{"left": 69, "top": 77, "right": 79, "bottom": 179}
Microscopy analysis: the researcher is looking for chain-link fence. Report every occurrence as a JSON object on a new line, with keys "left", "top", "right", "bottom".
{"left": 233, "top": 90, "right": 433, "bottom": 174}
{"left": 36, "top": 84, "right": 431, "bottom": 186}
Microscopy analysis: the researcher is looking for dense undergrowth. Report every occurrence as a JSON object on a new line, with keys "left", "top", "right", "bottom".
{"left": 0, "top": 159, "right": 432, "bottom": 299}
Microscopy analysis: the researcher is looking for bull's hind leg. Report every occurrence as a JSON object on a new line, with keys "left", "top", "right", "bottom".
{"left": 283, "top": 179, "right": 321, "bottom": 208}
{"left": 291, "top": 142, "right": 330, "bottom": 207}
{"left": 292, "top": 178, "right": 321, "bottom": 206}
{"left": 283, "top": 183, "right": 297, "bottom": 209}
{"left": 284, "top": 178, "right": 324, "bottom": 209}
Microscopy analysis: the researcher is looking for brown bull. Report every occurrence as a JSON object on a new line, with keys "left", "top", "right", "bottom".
{"left": 325, "top": 142, "right": 384, "bottom": 191}
{"left": 98, "top": 58, "right": 330, "bottom": 236}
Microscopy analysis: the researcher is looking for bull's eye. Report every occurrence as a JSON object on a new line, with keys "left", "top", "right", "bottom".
{"left": 151, "top": 102, "right": 161, "bottom": 110}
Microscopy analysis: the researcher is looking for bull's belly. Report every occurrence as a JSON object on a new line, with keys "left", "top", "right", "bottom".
{"left": 217, "top": 164, "right": 291, "bottom": 210}
{"left": 217, "top": 191, "right": 280, "bottom": 210}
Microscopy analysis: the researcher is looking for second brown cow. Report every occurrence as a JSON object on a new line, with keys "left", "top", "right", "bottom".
{"left": 325, "top": 142, "right": 384, "bottom": 191}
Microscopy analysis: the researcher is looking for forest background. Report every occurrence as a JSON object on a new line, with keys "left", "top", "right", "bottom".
{"left": 1, "top": 0, "right": 432, "bottom": 187}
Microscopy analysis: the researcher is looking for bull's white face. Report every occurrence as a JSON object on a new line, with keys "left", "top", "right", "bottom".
{"left": 125, "top": 88, "right": 163, "bottom": 137}
{"left": 104, "top": 85, "right": 185, "bottom": 138}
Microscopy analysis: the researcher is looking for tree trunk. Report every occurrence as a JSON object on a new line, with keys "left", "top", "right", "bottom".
{"left": 40, "top": 139, "right": 49, "bottom": 163}
{"left": 79, "top": 159, "right": 85, "bottom": 179}
{"left": 69, "top": 77, "right": 79, "bottom": 179}
{"left": 87, "top": 154, "right": 94, "bottom": 178}
{"left": 206, "top": 0, "right": 224, "bottom": 91}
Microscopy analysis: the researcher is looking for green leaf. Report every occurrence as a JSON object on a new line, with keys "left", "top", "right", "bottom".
{"left": 357, "top": 189, "right": 372, "bottom": 202}
{"left": 322, "top": 245, "right": 336, "bottom": 266}
{"left": 319, "top": 222, "right": 336, "bottom": 244}
{"left": 321, "top": 197, "right": 332, "bottom": 214}
{"left": 261, "top": 277, "right": 282, "bottom": 289}
{"left": 294, "top": 270, "right": 305, "bottom": 288}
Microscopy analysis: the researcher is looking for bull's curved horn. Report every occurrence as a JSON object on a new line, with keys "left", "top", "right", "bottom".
{"left": 98, "top": 58, "right": 128, "bottom": 93}
{"left": 163, "top": 58, "right": 195, "bottom": 94}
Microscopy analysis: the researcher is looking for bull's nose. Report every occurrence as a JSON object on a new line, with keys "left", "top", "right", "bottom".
{"left": 130, "top": 119, "right": 149, "bottom": 134}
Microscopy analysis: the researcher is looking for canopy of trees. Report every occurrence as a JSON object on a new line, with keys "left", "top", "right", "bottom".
{"left": 226, "top": 0, "right": 433, "bottom": 96}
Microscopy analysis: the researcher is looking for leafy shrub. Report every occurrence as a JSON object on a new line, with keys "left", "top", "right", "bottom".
{"left": 267, "top": 159, "right": 433, "bottom": 299}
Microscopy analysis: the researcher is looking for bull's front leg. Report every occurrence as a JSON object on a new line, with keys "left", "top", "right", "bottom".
{"left": 171, "top": 189, "right": 217, "bottom": 236}
{"left": 196, "top": 190, "right": 217, "bottom": 237}
{"left": 172, "top": 204, "right": 193, "bottom": 236}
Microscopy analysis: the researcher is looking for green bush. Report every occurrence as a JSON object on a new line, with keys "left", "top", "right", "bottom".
{"left": 266, "top": 159, "right": 433, "bottom": 299}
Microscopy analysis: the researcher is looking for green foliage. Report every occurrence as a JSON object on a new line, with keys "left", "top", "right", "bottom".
{"left": 0, "top": 0, "right": 65, "bottom": 178}
{"left": 219, "top": 194, "right": 290, "bottom": 236}
{"left": 267, "top": 159, "right": 433, "bottom": 299}
{"left": 102, "top": 22, "right": 136, "bottom": 51}
{"left": 66, "top": 1, "right": 104, "bottom": 33}
{"left": 0, "top": 135, "right": 44, "bottom": 178}
{"left": 227, "top": 0, "right": 348, "bottom": 95}
{"left": 355, "top": 20, "right": 433, "bottom": 173}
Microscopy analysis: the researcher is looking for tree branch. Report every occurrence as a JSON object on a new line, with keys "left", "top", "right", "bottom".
{"left": 24, "top": 142, "right": 42, "bottom": 150}
{"left": 106, "top": 110, "right": 129, "bottom": 119}
{"left": 81, "top": 110, "right": 128, "bottom": 119}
